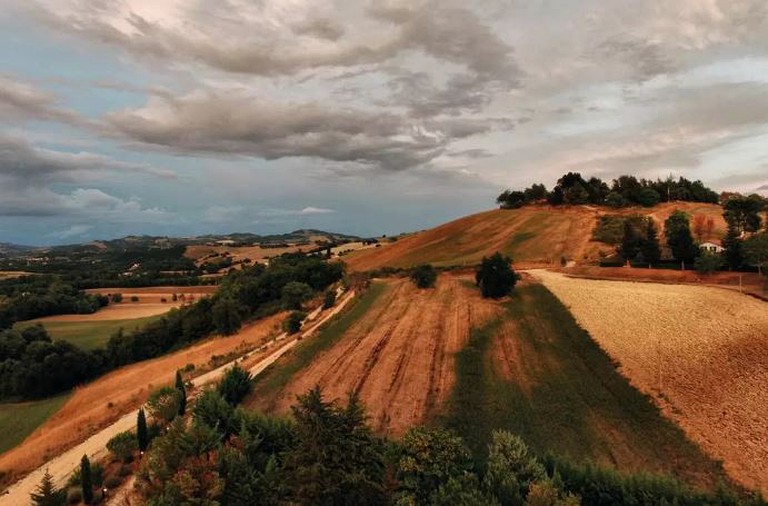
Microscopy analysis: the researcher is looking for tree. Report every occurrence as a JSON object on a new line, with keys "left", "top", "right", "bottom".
{"left": 281, "top": 281, "right": 313, "bottom": 310}
{"left": 636, "top": 188, "right": 660, "bottom": 207}
{"left": 744, "top": 232, "right": 768, "bottom": 275}
{"left": 410, "top": 264, "right": 438, "bottom": 289}
{"left": 30, "top": 469, "right": 66, "bottom": 506}
{"left": 322, "top": 290, "right": 336, "bottom": 309}
{"left": 476, "top": 253, "right": 517, "bottom": 298}
{"left": 284, "top": 310, "right": 306, "bottom": 334}
{"left": 217, "top": 365, "right": 252, "bottom": 405}
{"left": 137, "top": 407, "right": 149, "bottom": 452}
{"left": 107, "top": 431, "right": 137, "bottom": 463}
{"left": 618, "top": 220, "right": 641, "bottom": 262}
{"left": 664, "top": 211, "right": 698, "bottom": 267}
{"left": 605, "top": 192, "right": 626, "bottom": 208}
{"left": 483, "top": 430, "right": 545, "bottom": 505}
{"left": 211, "top": 296, "right": 242, "bottom": 336}
{"left": 147, "top": 386, "right": 182, "bottom": 425}
{"left": 692, "top": 214, "right": 707, "bottom": 242}
{"left": 723, "top": 223, "right": 743, "bottom": 270}
{"left": 175, "top": 369, "right": 187, "bottom": 417}
{"left": 80, "top": 454, "right": 93, "bottom": 505}
{"left": 641, "top": 219, "right": 662, "bottom": 265}
{"left": 694, "top": 252, "right": 721, "bottom": 274}
{"left": 724, "top": 196, "right": 763, "bottom": 235}
{"left": 705, "top": 216, "right": 715, "bottom": 240}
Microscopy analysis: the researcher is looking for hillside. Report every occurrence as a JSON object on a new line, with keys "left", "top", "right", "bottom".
{"left": 344, "top": 202, "right": 726, "bottom": 271}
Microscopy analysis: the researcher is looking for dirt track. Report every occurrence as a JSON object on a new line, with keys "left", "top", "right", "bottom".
{"left": 264, "top": 275, "right": 500, "bottom": 435}
{"left": 532, "top": 270, "right": 768, "bottom": 495}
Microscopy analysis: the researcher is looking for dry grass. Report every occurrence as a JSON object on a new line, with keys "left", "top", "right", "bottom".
{"left": 0, "top": 313, "right": 284, "bottom": 481}
{"left": 344, "top": 202, "right": 725, "bottom": 272}
{"left": 252, "top": 274, "right": 500, "bottom": 435}
{"left": 532, "top": 270, "right": 768, "bottom": 495}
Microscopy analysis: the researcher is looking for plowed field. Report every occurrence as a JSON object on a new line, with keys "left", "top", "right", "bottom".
{"left": 532, "top": 270, "right": 768, "bottom": 494}
{"left": 253, "top": 275, "right": 500, "bottom": 435}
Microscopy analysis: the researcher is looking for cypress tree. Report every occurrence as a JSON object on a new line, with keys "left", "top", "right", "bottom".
{"left": 80, "top": 455, "right": 93, "bottom": 505}
{"left": 618, "top": 220, "right": 640, "bottom": 262}
{"left": 30, "top": 469, "right": 66, "bottom": 506}
{"left": 137, "top": 408, "right": 149, "bottom": 452}
{"left": 175, "top": 370, "right": 187, "bottom": 416}
{"left": 641, "top": 219, "right": 661, "bottom": 265}
{"left": 723, "top": 222, "right": 743, "bottom": 270}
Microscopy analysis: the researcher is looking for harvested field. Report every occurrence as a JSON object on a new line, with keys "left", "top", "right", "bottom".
{"left": 30, "top": 303, "right": 177, "bottom": 321}
{"left": 251, "top": 274, "right": 500, "bottom": 435}
{"left": 344, "top": 202, "right": 724, "bottom": 272}
{"left": 443, "top": 279, "right": 730, "bottom": 490}
{"left": 84, "top": 285, "right": 216, "bottom": 296}
{"left": 0, "top": 313, "right": 284, "bottom": 481}
{"left": 532, "top": 270, "right": 768, "bottom": 494}
{"left": 560, "top": 266, "right": 768, "bottom": 299}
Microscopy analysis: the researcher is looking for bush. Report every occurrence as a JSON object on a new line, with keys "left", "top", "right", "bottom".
{"left": 475, "top": 253, "right": 517, "bottom": 299}
{"left": 66, "top": 487, "right": 82, "bottom": 505}
{"left": 695, "top": 252, "right": 721, "bottom": 274}
{"left": 146, "top": 386, "right": 182, "bottom": 424}
{"left": 130, "top": 295, "right": 139, "bottom": 302}
{"left": 322, "top": 290, "right": 336, "bottom": 309}
{"left": 104, "top": 475, "right": 123, "bottom": 489}
{"left": 410, "top": 264, "right": 438, "bottom": 289}
{"left": 217, "top": 365, "right": 252, "bottom": 406}
{"left": 110, "top": 293, "right": 123, "bottom": 303}
{"left": 106, "top": 431, "right": 137, "bottom": 463}
{"left": 284, "top": 311, "right": 307, "bottom": 335}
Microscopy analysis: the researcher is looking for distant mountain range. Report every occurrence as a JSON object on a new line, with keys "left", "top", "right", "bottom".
{"left": 0, "top": 242, "right": 39, "bottom": 258}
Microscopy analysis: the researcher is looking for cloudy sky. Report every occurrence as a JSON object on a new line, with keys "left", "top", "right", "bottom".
{"left": 1, "top": 0, "right": 768, "bottom": 245}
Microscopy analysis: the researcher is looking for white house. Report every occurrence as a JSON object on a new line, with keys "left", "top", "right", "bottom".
{"left": 699, "top": 241, "right": 724, "bottom": 254}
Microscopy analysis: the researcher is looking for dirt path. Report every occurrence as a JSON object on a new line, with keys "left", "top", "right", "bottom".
{"left": 0, "top": 289, "right": 355, "bottom": 506}
{"left": 264, "top": 275, "right": 499, "bottom": 435}
{"left": 531, "top": 270, "right": 768, "bottom": 495}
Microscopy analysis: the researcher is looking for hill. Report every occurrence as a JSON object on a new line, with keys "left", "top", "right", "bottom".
{"left": 344, "top": 202, "right": 726, "bottom": 271}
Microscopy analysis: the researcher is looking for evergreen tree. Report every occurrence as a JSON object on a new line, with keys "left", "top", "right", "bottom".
{"left": 641, "top": 219, "right": 662, "bottom": 265}
{"left": 664, "top": 211, "right": 698, "bottom": 267}
{"left": 175, "top": 370, "right": 187, "bottom": 417}
{"left": 618, "top": 220, "right": 641, "bottom": 262}
{"left": 30, "top": 469, "right": 66, "bottom": 506}
{"left": 723, "top": 222, "right": 743, "bottom": 270}
{"left": 217, "top": 365, "right": 253, "bottom": 406}
{"left": 137, "top": 407, "right": 149, "bottom": 452}
{"left": 80, "top": 455, "right": 93, "bottom": 505}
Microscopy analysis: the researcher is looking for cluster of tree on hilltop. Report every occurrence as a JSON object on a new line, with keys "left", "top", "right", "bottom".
{"left": 0, "top": 254, "right": 342, "bottom": 400}
{"left": 497, "top": 173, "right": 719, "bottom": 209}
{"left": 71, "top": 380, "right": 759, "bottom": 506}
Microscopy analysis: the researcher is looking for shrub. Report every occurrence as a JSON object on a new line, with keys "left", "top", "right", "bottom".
{"left": 130, "top": 296, "right": 139, "bottom": 303}
{"left": 410, "top": 264, "right": 438, "bottom": 289}
{"left": 475, "top": 253, "right": 517, "bottom": 299}
{"left": 217, "top": 365, "right": 252, "bottom": 406}
{"left": 146, "top": 386, "right": 182, "bottom": 424}
{"left": 110, "top": 293, "right": 123, "bottom": 303}
{"left": 284, "top": 311, "right": 307, "bottom": 334}
{"left": 66, "top": 487, "right": 82, "bottom": 505}
{"left": 106, "top": 431, "right": 137, "bottom": 463}
{"left": 695, "top": 252, "right": 721, "bottom": 274}
{"left": 322, "top": 290, "right": 337, "bottom": 309}
{"left": 104, "top": 475, "right": 123, "bottom": 489}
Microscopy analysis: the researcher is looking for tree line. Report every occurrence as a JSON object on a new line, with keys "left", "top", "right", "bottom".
{"left": 0, "top": 254, "right": 343, "bottom": 400}
{"left": 497, "top": 173, "right": 720, "bottom": 209}
{"left": 51, "top": 382, "right": 759, "bottom": 506}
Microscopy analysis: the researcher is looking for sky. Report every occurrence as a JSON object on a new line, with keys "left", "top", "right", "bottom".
{"left": 1, "top": 0, "right": 768, "bottom": 245}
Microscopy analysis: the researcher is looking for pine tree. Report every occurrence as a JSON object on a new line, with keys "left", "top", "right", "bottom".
{"left": 30, "top": 469, "right": 66, "bottom": 506}
{"left": 80, "top": 455, "right": 93, "bottom": 505}
{"left": 618, "top": 220, "right": 640, "bottom": 262}
{"left": 137, "top": 407, "right": 149, "bottom": 452}
{"left": 641, "top": 219, "right": 661, "bottom": 265}
{"left": 175, "top": 370, "right": 187, "bottom": 417}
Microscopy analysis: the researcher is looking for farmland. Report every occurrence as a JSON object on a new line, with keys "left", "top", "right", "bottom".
{"left": 533, "top": 270, "right": 768, "bottom": 494}
{"left": 249, "top": 275, "right": 501, "bottom": 435}
{"left": 443, "top": 279, "right": 729, "bottom": 489}
{"left": 15, "top": 315, "right": 162, "bottom": 350}
{"left": 344, "top": 201, "right": 726, "bottom": 271}
{"left": 0, "top": 394, "right": 70, "bottom": 455}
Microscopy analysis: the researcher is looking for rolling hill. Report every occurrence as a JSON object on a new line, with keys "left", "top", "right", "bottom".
{"left": 344, "top": 202, "right": 727, "bottom": 271}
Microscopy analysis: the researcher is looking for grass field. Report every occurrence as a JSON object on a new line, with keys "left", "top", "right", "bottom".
{"left": 248, "top": 282, "right": 388, "bottom": 402}
{"left": 15, "top": 315, "right": 162, "bottom": 350}
{"left": 0, "top": 394, "right": 70, "bottom": 455}
{"left": 442, "top": 282, "right": 731, "bottom": 490}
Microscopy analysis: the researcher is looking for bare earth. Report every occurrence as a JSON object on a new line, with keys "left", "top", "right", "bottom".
{"left": 260, "top": 275, "right": 500, "bottom": 435}
{"left": 532, "top": 270, "right": 768, "bottom": 495}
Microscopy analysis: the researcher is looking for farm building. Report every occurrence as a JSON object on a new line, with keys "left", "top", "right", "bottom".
{"left": 699, "top": 241, "right": 724, "bottom": 254}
